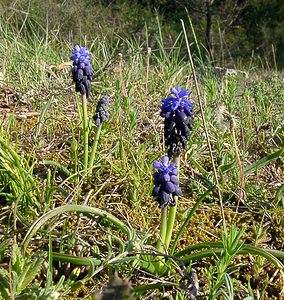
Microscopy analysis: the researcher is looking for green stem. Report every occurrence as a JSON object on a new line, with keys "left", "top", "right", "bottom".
{"left": 155, "top": 206, "right": 167, "bottom": 272}
{"left": 164, "top": 155, "right": 180, "bottom": 249}
{"left": 82, "top": 94, "right": 89, "bottom": 172}
{"left": 89, "top": 124, "right": 102, "bottom": 170}
{"left": 156, "top": 207, "right": 168, "bottom": 253}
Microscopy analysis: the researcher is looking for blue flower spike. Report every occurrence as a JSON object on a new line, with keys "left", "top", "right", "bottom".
{"left": 70, "top": 45, "right": 93, "bottom": 98}
{"left": 152, "top": 156, "right": 182, "bottom": 208}
{"left": 161, "top": 86, "right": 194, "bottom": 158}
{"left": 93, "top": 96, "right": 110, "bottom": 126}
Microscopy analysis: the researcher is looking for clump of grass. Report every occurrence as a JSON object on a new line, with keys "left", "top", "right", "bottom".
{"left": 0, "top": 130, "right": 41, "bottom": 211}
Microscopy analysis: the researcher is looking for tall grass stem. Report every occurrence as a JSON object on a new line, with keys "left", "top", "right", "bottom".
{"left": 171, "top": 187, "right": 214, "bottom": 255}
{"left": 186, "top": 10, "right": 203, "bottom": 64}
{"left": 145, "top": 47, "right": 151, "bottom": 95}
{"left": 230, "top": 118, "right": 245, "bottom": 209}
{"left": 181, "top": 19, "right": 226, "bottom": 228}
{"left": 119, "top": 53, "right": 128, "bottom": 97}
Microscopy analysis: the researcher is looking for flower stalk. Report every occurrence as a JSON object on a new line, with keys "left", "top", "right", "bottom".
{"left": 151, "top": 86, "right": 194, "bottom": 271}
{"left": 152, "top": 155, "right": 182, "bottom": 271}
{"left": 70, "top": 45, "right": 93, "bottom": 174}
{"left": 156, "top": 206, "right": 168, "bottom": 269}
{"left": 82, "top": 94, "right": 89, "bottom": 172}
{"left": 89, "top": 124, "right": 102, "bottom": 170}
{"left": 164, "top": 154, "right": 180, "bottom": 249}
{"left": 89, "top": 96, "right": 110, "bottom": 170}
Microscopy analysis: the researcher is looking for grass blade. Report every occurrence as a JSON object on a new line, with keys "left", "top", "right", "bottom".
{"left": 21, "top": 205, "right": 133, "bottom": 253}
{"left": 171, "top": 187, "right": 214, "bottom": 255}
{"left": 244, "top": 148, "right": 284, "bottom": 175}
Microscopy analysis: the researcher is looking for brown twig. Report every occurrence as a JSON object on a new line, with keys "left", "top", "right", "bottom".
{"left": 145, "top": 47, "right": 151, "bottom": 95}
{"left": 118, "top": 53, "right": 128, "bottom": 98}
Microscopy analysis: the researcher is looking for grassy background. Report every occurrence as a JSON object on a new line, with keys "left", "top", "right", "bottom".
{"left": 2, "top": 0, "right": 284, "bottom": 68}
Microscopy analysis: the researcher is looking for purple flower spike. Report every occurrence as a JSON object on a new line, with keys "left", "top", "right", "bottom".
{"left": 93, "top": 96, "right": 110, "bottom": 126}
{"left": 161, "top": 86, "right": 194, "bottom": 158}
{"left": 152, "top": 156, "right": 181, "bottom": 208}
{"left": 70, "top": 45, "right": 93, "bottom": 98}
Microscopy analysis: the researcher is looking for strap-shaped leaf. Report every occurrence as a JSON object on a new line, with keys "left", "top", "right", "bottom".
{"left": 17, "top": 255, "right": 45, "bottom": 292}
{"left": 177, "top": 241, "right": 284, "bottom": 270}
{"left": 171, "top": 187, "right": 214, "bottom": 255}
{"left": 21, "top": 205, "right": 133, "bottom": 254}
{"left": 244, "top": 148, "right": 284, "bottom": 175}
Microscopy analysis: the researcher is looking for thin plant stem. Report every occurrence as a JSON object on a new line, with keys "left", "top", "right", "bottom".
{"left": 230, "top": 118, "right": 246, "bottom": 209}
{"left": 82, "top": 94, "right": 89, "bottom": 172}
{"left": 89, "top": 124, "right": 102, "bottom": 170}
{"left": 156, "top": 206, "right": 168, "bottom": 271}
{"left": 272, "top": 44, "right": 277, "bottom": 72}
{"left": 145, "top": 47, "right": 151, "bottom": 95}
{"left": 164, "top": 155, "right": 180, "bottom": 249}
{"left": 156, "top": 207, "right": 168, "bottom": 253}
{"left": 181, "top": 19, "right": 226, "bottom": 228}
{"left": 186, "top": 10, "right": 203, "bottom": 64}
{"left": 118, "top": 53, "right": 128, "bottom": 97}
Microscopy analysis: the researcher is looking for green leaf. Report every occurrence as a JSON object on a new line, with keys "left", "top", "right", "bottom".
{"left": 189, "top": 156, "right": 210, "bottom": 177}
{"left": 0, "top": 239, "right": 11, "bottom": 263}
{"left": 222, "top": 273, "right": 234, "bottom": 300}
{"left": 21, "top": 205, "right": 133, "bottom": 254}
{"left": 219, "top": 160, "right": 236, "bottom": 174}
{"left": 0, "top": 268, "right": 11, "bottom": 299}
{"left": 43, "top": 160, "right": 71, "bottom": 176}
{"left": 64, "top": 267, "right": 81, "bottom": 287}
{"left": 171, "top": 187, "right": 214, "bottom": 255}
{"left": 12, "top": 244, "right": 25, "bottom": 275}
{"left": 52, "top": 252, "right": 101, "bottom": 267}
{"left": 178, "top": 241, "right": 284, "bottom": 270}
{"left": 17, "top": 255, "right": 45, "bottom": 292}
{"left": 175, "top": 241, "right": 223, "bottom": 258}
{"left": 244, "top": 148, "right": 284, "bottom": 175}
{"left": 241, "top": 245, "right": 284, "bottom": 269}
{"left": 275, "top": 184, "right": 284, "bottom": 207}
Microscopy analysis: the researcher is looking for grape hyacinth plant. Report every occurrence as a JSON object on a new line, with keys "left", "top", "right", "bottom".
{"left": 89, "top": 96, "right": 110, "bottom": 169}
{"left": 70, "top": 45, "right": 93, "bottom": 173}
{"left": 152, "top": 156, "right": 182, "bottom": 265}
{"left": 70, "top": 45, "right": 93, "bottom": 98}
{"left": 161, "top": 86, "right": 194, "bottom": 158}
{"left": 154, "top": 86, "right": 194, "bottom": 258}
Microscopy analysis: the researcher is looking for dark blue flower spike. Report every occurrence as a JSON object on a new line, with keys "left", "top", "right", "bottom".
{"left": 93, "top": 96, "right": 110, "bottom": 126}
{"left": 152, "top": 156, "right": 182, "bottom": 208}
{"left": 161, "top": 86, "right": 194, "bottom": 158}
{"left": 70, "top": 45, "right": 93, "bottom": 98}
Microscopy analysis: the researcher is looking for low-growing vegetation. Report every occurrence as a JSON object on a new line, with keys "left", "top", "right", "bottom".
{"left": 0, "top": 3, "right": 283, "bottom": 300}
